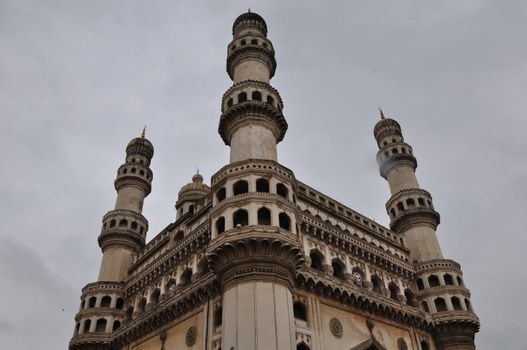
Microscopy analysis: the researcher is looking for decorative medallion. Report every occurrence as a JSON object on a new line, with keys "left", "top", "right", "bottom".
{"left": 398, "top": 338, "right": 408, "bottom": 350}
{"left": 352, "top": 271, "right": 363, "bottom": 284}
{"left": 329, "top": 317, "right": 343, "bottom": 338}
{"left": 186, "top": 326, "right": 197, "bottom": 346}
{"left": 167, "top": 282, "right": 177, "bottom": 295}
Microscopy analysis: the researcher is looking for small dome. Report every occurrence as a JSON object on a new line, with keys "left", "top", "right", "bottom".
{"left": 373, "top": 117, "right": 402, "bottom": 142}
{"left": 232, "top": 11, "right": 268, "bottom": 35}
{"left": 126, "top": 136, "right": 154, "bottom": 159}
{"left": 177, "top": 172, "right": 210, "bottom": 205}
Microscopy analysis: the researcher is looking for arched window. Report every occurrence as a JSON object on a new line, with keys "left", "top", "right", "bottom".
{"left": 276, "top": 183, "right": 289, "bottom": 199}
{"left": 256, "top": 178, "right": 269, "bottom": 192}
{"left": 331, "top": 258, "right": 345, "bottom": 279}
{"left": 95, "top": 318, "right": 107, "bottom": 332}
{"left": 100, "top": 296, "right": 111, "bottom": 308}
{"left": 416, "top": 278, "right": 425, "bottom": 290}
{"left": 428, "top": 275, "right": 440, "bottom": 288}
{"left": 189, "top": 204, "right": 195, "bottom": 215}
{"left": 233, "top": 209, "right": 249, "bottom": 227}
{"left": 88, "top": 296, "right": 96, "bottom": 308}
{"left": 250, "top": 39, "right": 258, "bottom": 45}
{"left": 216, "top": 217, "right": 225, "bottom": 234}
{"left": 389, "top": 208, "right": 396, "bottom": 218}
{"left": 126, "top": 307, "right": 134, "bottom": 320}
{"left": 388, "top": 282, "right": 399, "bottom": 301}
{"left": 179, "top": 268, "right": 193, "bottom": 287}
{"left": 371, "top": 275, "right": 383, "bottom": 294}
{"left": 257, "top": 207, "right": 271, "bottom": 225}
{"left": 421, "top": 340, "right": 430, "bottom": 350}
{"left": 444, "top": 273, "right": 454, "bottom": 285}
{"left": 404, "top": 289, "right": 415, "bottom": 306}
{"left": 309, "top": 250, "right": 324, "bottom": 272}
{"left": 227, "top": 98, "right": 233, "bottom": 107}
{"left": 197, "top": 257, "right": 210, "bottom": 275}
{"left": 293, "top": 301, "right": 308, "bottom": 321}
{"left": 80, "top": 300, "right": 85, "bottom": 310}
{"left": 251, "top": 90, "right": 262, "bottom": 101}
{"left": 451, "top": 296, "right": 462, "bottom": 310}
{"left": 397, "top": 202, "right": 404, "bottom": 212}
{"left": 174, "top": 230, "right": 184, "bottom": 242}
{"left": 131, "top": 221, "right": 138, "bottom": 231}
{"left": 214, "top": 306, "right": 223, "bottom": 328}
{"left": 421, "top": 301, "right": 429, "bottom": 313}
{"left": 216, "top": 187, "right": 227, "bottom": 202}
{"left": 434, "top": 297, "right": 447, "bottom": 312}
{"left": 238, "top": 92, "right": 247, "bottom": 102}
{"left": 240, "top": 39, "right": 246, "bottom": 46}
{"left": 116, "top": 298, "right": 124, "bottom": 310}
{"left": 418, "top": 198, "right": 425, "bottom": 207}
{"left": 119, "top": 219, "right": 127, "bottom": 227}
{"left": 138, "top": 298, "right": 147, "bottom": 313}
{"left": 464, "top": 298, "right": 472, "bottom": 311}
{"left": 83, "top": 319, "right": 91, "bottom": 333}
{"left": 279, "top": 213, "right": 291, "bottom": 231}
{"left": 457, "top": 276, "right": 464, "bottom": 286}
{"left": 297, "top": 342, "right": 310, "bottom": 350}
{"left": 112, "top": 320, "right": 121, "bottom": 331}
{"left": 150, "top": 289, "right": 161, "bottom": 305}
{"left": 233, "top": 180, "right": 249, "bottom": 195}
{"left": 267, "top": 95, "right": 274, "bottom": 106}
{"left": 74, "top": 322, "right": 80, "bottom": 336}
{"left": 407, "top": 198, "right": 416, "bottom": 208}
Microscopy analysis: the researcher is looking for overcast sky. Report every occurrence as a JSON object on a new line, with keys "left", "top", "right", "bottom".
{"left": 1, "top": 1, "right": 525, "bottom": 349}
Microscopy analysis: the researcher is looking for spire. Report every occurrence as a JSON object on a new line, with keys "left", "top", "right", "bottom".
{"left": 141, "top": 125, "right": 147, "bottom": 138}
{"left": 378, "top": 107, "right": 385, "bottom": 119}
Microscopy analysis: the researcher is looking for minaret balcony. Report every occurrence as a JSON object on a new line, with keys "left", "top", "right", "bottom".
{"left": 226, "top": 40, "right": 276, "bottom": 80}
{"left": 376, "top": 144, "right": 417, "bottom": 179}
{"left": 221, "top": 80, "right": 283, "bottom": 113}
{"left": 218, "top": 100, "right": 287, "bottom": 145}
{"left": 389, "top": 206, "right": 440, "bottom": 232}
{"left": 114, "top": 163, "right": 152, "bottom": 195}
{"left": 98, "top": 210, "right": 148, "bottom": 250}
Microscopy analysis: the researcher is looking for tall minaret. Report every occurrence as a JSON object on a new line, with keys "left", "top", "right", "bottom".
{"left": 69, "top": 132, "right": 153, "bottom": 350}
{"left": 209, "top": 11, "right": 303, "bottom": 350}
{"left": 218, "top": 10, "right": 287, "bottom": 163}
{"left": 374, "top": 112, "right": 479, "bottom": 350}
{"left": 374, "top": 112, "right": 442, "bottom": 262}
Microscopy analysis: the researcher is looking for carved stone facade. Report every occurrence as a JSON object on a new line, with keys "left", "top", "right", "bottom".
{"left": 70, "top": 11, "right": 479, "bottom": 350}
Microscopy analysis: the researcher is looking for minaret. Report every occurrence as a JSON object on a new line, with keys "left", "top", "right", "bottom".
{"left": 374, "top": 112, "right": 479, "bottom": 350}
{"left": 218, "top": 10, "right": 287, "bottom": 163}
{"left": 208, "top": 11, "right": 303, "bottom": 350}
{"left": 69, "top": 131, "right": 153, "bottom": 350}
{"left": 374, "top": 112, "right": 442, "bottom": 262}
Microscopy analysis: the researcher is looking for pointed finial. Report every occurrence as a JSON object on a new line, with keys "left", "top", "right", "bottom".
{"left": 141, "top": 125, "right": 147, "bottom": 138}
{"left": 196, "top": 167, "right": 200, "bottom": 175}
{"left": 378, "top": 107, "right": 385, "bottom": 120}
{"left": 248, "top": 8, "right": 251, "bottom": 12}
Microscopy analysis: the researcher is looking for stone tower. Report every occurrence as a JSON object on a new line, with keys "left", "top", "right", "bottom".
{"left": 70, "top": 11, "right": 479, "bottom": 350}
{"left": 374, "top": 112, "right": 479, "bottom": 349}
{"left": 210, "top": 11, "right": 303, "bottom": 350}
{"left": 70, "top": 133, "right": 153, "bottom": 349}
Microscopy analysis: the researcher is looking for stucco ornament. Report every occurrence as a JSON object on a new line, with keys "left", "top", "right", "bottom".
{"left": 186, "top": 326, "right": 197, "bottom": 346}
{"left": 329, "top": 317, "right": 343, "bottom": 338}
{"left": 398, "top": 338, "right": 408, "bottom": 350}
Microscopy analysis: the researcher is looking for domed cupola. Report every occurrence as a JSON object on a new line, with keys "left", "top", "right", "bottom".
{"left": 175, "top": 172, "right": 210, "bottom": 219}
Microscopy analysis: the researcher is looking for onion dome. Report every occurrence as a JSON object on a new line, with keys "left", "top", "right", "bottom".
{"left": 177, "top": 172, "right": 211, "bottom": 205}
{"left": 233, "top": 10, "right": 268, "bottom": 36}
{"left": 373, "top": 110, "right": 403, "bottom": 146}
{"left": 126, "top": 130, "right": 154, "bottom": 160}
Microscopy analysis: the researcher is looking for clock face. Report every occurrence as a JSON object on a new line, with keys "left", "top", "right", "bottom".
{"left": 353, "top": 271, "right": 363, "bottom": 282}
